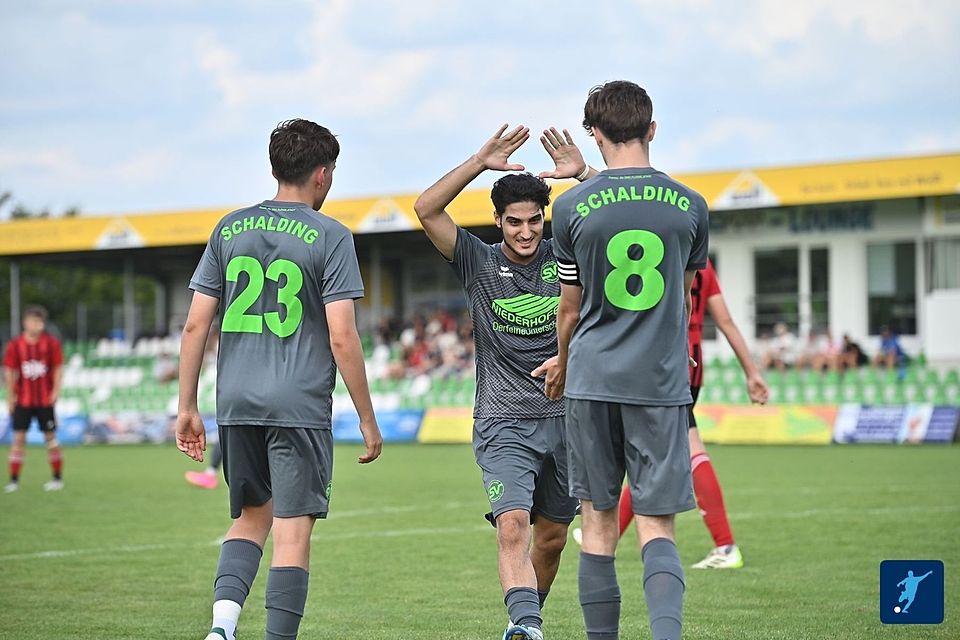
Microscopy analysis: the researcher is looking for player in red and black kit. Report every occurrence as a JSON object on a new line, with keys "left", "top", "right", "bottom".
{"left": 572, "top": 260, "right": 770, "bottom": 567}
{"left": 4, "top": 305, "right": 65, "bottom": 493}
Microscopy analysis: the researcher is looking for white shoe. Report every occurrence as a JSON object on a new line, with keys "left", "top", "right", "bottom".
{"left": 4, "top": 482, "right": 18, "bottom": 493}
{"left": 503, "top": 624, "right": 543, "bottom": 640}
{"left": 691, "top": 544, "right": 743, "bottom": 569}
{"left": 572, "top": 527, "right": 583, "bottom": 546}
{"left": 43, "top": 479, "right": 64, "bottom": 491}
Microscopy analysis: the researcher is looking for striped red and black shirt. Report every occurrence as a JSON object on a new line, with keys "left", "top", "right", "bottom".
{"left": 688, "top": 259, "right": 721, "bottom": 388}
{"left": 3, "top": 333, "right": 63, "bottom": 408}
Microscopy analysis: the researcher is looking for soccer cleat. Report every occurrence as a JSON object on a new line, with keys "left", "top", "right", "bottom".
{"left": 43, "top": 479, "right": 64, "bottom": 491}
{"left": 185, "top": 470, "right": 219, "bottom": 490}
{"left": 691, "top": 544, "right": 743, "bottom": 569}
{"left": 572, "top": 527, "right": 583, "bottom": 546}
{"left": 203, "top": 628, "right": 228, "bottom": 640}
{"left": 503, "top": 624, "right": 544, "bottom": 640}
{"left": 4, "top": 481, "right": 18, "bottom": 493}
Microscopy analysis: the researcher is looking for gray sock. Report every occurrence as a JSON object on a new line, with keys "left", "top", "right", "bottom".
{"left": 579, "top": 552, "right": 620, "bottom": 639}
{"left": 538, "top": 589, "right": 549, "bottom": 609}
{"left": 265, "top": 566, "right": 309, "bottom": 640}
{"left": 213, "top": 539, "right": 263, "bottom": 605}
{"left": 641, "top": 538, "right": 684, "bottom": 640}
{"left": 504, "top": 586, "right": 542, "bottom": 629}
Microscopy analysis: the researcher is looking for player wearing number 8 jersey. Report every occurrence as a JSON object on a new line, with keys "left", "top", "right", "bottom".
{"left": 176, "top": 118, "right": 382, "bottom": 640}
{"left": 539, "top": 81, "right": 709, "bottom": 640}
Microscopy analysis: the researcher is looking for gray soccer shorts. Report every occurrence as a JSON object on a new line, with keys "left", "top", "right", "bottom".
{"left": 565, "top": 399, "right": 696, "bottom": 516}
{"left": 473, "top": 416, "right": 579, "bottom": 525}
{"left": 219, "top": 425, "right": 333, "bottom": 520}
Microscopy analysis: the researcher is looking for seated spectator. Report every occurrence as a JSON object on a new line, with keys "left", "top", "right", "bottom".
{"left": 838, "top": 334, "right": 868, "bottom": 371}
{"left": 873, "top": 326, "right": 906, "bottom": 369}
{"left": 796, "top": 328, "right": 834, "bottom": 370}
{"left": 760, "top": 322, "right": 798, "bottom": 371}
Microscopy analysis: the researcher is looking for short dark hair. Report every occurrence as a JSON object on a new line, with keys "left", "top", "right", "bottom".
{"left": 582, "top": 80, "right": 653, "bottom": 144}
{"left": 490, "top": 173, "right": 551, "bottom": 215}
{"left": 269, "top": 119, "right": 340, "bottom": 185}
{"left": 23, "top": 305, "right": 48, "bottom": 321}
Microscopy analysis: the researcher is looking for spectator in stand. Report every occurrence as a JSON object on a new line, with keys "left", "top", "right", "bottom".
{"left": 154, "top": 352, "right": 178, "bottom": 383}
{"left": 838, "top": 334, "right": 868, "bottom": 371}
{"left": 760, "top": 322, "right": 798, "bottom": 371}
{"left": 873, "top": 326, "right": 907, "bottom": 369}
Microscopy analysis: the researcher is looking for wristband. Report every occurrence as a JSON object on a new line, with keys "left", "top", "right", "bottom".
{"left": 575, "top": 165, "right": 591, "bottom": 182}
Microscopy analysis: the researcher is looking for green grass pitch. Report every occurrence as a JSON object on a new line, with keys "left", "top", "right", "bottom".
{"left": 0, "top": 443, "right": 957, "bottom": 639}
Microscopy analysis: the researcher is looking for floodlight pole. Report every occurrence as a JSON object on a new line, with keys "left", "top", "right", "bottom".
{"left": 124, "top": 256, "right": 135, "bottom": 343}
{"left": 9, "top": 259, "right": 20, "bottom": 336}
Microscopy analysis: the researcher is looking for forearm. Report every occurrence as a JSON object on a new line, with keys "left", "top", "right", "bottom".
{"left": 332, "top": 333, "right": 375, "bottom": 422}
{"left": 718, "top": 319, "right": 760, "bottom": 378}
{"left": 556, "top": 307, "right": 578, "bottom": 367}
{"left": 52, "top": 367, "right": 63, "bottom": 398}
{"left": 414, "top": 155, "right": 485, "bottom": 222}
{"left": 5, "top": 369, "right": 15, "bottom": 397}
{"left": 177, "top": 325, "right": 208, "bottom": 412}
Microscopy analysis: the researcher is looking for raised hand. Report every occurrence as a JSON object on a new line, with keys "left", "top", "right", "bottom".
{"left": 474, "top": 124, "right": 530, "bottom": 172}
{"left": 539, "top": 127, "right": 587, "bottom": 179}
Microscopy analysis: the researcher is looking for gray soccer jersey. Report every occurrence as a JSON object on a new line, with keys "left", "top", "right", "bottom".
{"left": 449, "top": 226, "right": 564, "bottom": 419}
{"left": 190, "top": 200, "right": 364, "bottom": 428}
{"left": 552, "top": 168, "right": 709, "bottom": 406}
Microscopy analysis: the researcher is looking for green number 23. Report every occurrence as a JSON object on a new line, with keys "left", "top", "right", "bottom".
{"left": 222, "top": 256, "right": 304, "bottom": 338}
{"left": 604, "top": 230, "right": 665, "bottom": 311}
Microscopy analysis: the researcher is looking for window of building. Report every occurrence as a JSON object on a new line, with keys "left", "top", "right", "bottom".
{"left": 753, "top": 247, "right": 799, "bottom": 338}
{"left": 810, "top": 247, "right": 829, "bottom": 331}
{"left": 867, "top": 242, "right": 916, "bottom": 335}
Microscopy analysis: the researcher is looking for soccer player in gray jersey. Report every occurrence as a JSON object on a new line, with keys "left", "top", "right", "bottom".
{"left": 175, "top": 119, "right": 382, "bottom": 640}
{"left": 538, "top": 82, "right": 709, "bottom": 640}
{"left": 414, "top": 125, "right": 580, "bottom": 640}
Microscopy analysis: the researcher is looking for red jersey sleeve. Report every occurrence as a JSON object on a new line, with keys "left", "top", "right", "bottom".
{"left": 702, "top": 260, "right": 722, "bottom": 300}
{"left": 3, "top": 340, "right": 18, "bottom": 370}
{"left": 49, "top": 337, "right": 64, "bottom": 367}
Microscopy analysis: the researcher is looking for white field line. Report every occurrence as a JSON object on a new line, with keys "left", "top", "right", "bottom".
{"left": 3, "top": 503, "right": 956, "bottom": 563}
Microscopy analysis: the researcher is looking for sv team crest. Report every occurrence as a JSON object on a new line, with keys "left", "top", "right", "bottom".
{"left": 487, "top": 480, "right": 505, "bottom": 503}
{"left": 540, "top": 261, "right": 559, "bottom": 283}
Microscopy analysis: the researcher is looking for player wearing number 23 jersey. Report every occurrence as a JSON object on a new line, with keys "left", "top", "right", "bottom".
{"left": 190, "top": 200, "right": 363, "bottom": 429}
{"left": 551, "top": 169, "right": 709, "bottom": 405}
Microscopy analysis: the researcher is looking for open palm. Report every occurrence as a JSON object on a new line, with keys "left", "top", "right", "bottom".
{"left": 475, "top": 124, "right": 530, "bottom": 172}
{"left": 539, "top": 127, "right": 587, "bottom": 179}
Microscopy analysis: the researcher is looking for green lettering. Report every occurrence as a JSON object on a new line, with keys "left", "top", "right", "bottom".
{"left": 600, "top": 188, "right": 616, "bottom": 205}
{"left": 243, "top": 216, "right": 254, "bottom": 231}
{"left": 266, "top": 217, "right": 277, "bottom": 231}
{"left": 221, "top": 227, "right": 232, "bottom": 241}
{"left": 617, "top": 187, "right": 630, "bottom": 202}
{"left": 303, "top": 229, "right": 319, "bottom": 244}
{"left": 588, "top": 193, "right": 602, "bottom": 209}
{"left": 576, "top": 202, "right": 591, "bottom": 217}
{"left": 254, "top": 216, "right": 267, "bottom": 230}
{"left": 678, "top": 196, "right": 690, "bottom": 212}
{"left": 630, "top": 186, "right": 642, "bottom": 200}
{"left": 643, "top": 185, "right": 657, "bottom": 200}
{"left": 664, "top": 188, "right": 678, "bottom": 205}
{"left": 232, "top": 220, "right": 243, "bottom": 236}
{"left": 277, "top": 218, "right": 290, "bottom": 233}
{"left": 291, "top": 221, "right": 306, "bottom": 238}
{"left": 656, "top": 186, "right": 664, "bottom": 202}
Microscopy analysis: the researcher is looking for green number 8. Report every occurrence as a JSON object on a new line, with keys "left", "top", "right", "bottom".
{"left": 604, "top": 230, "right": 665, "bottom": 311}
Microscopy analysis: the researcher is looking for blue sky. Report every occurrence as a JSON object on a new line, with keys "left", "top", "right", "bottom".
{"left": 1, "top": 0, "right": 958, "bottom": 217}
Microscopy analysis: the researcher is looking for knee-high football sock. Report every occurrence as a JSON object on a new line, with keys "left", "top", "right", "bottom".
{"left": 265, "top": 566, "right": 309, "bottom": 640}
{"left": 579, "top": 552, "right": 620, "bottom": 639}
{"left": 691, "top": 452, "right": 734, "bottom": 547}
{"left": 642, "top": 538, "right": 684, "bottom": 640}
{"left": 211, "top": 539, "right": 263, "bottom": 640}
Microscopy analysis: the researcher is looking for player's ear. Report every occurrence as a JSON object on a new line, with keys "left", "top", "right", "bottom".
{"left": 494, "top": 211, "right": 502, "bottom": 229}
{"left": 647, "top": 121, "right": 657, "bottom": 143}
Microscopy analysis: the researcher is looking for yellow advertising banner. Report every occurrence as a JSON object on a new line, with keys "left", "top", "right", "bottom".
{"left": 696, "top": 404, "right": 836, "bottom": 445}
{"left": 417, "top": 407, "right": 474, "bottom": 444}
{"left": 2, "top": 153, "right": 958, "bottom": 256}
